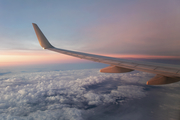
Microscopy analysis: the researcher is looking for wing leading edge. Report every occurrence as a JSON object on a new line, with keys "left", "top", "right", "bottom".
{"left": 32, "top": 23, "right": 180, "bottom": 85}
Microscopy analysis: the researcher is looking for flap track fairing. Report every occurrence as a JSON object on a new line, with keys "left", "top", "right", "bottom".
{"left": 146, "top": 75, "right": 180, "bottom": 85}
{"left": 100, "top": 65, "right": 133, "bottom": 73}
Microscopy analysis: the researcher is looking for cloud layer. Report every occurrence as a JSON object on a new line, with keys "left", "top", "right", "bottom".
{"left": 0, "top": 68, "right": 180, "bottom": 120}
{"left": 0, "top": 69, "right": 151, "bottom": 120}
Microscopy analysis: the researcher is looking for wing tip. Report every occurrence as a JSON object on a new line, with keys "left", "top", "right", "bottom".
{"left": 32, "top": 23, "right": 37, "bottom": 27}
{"left": 32, "top": 23, "right": 54, "bottom": 49}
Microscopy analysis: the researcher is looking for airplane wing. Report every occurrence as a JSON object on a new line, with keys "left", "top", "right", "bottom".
{"left": 32, "top": 23, "right": 180, "bottom": 85}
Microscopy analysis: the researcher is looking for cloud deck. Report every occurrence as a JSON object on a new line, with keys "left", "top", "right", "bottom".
{"left": 0, "top": 69, "right": 149, "bottom": 120}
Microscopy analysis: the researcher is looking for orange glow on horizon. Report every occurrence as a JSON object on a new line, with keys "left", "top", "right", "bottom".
{"left": 104, "top": 54, "right": 180, "bottom": 59}
{"left": 1, "top": 51, "right": 180, "bottom": 67}
{"left": 0, "top": 51, "right": 80, "bottom": 67}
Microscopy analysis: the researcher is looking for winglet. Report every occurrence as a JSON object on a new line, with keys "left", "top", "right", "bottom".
{"left": 32, "top": 23, "right": 54, "bottom": 49}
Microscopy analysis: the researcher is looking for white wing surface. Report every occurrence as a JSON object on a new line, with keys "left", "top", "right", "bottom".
{"left": 32, "top": 23, "right": 180, "bottom": 85}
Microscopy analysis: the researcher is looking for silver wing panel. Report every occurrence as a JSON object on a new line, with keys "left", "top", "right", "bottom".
{"left": 48, "top": 47, "right": 180, "bottom": 78}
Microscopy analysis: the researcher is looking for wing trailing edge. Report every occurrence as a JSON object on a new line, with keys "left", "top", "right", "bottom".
{"left": 32, "top": 23, "right": 180, "bottom": 85}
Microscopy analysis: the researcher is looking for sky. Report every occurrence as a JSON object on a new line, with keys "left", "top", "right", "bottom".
{"left": 1, "top": 0, "right": 180, "bottom": 66}
{"left": 0, "top": 1, "right": 180, "bottom": 119}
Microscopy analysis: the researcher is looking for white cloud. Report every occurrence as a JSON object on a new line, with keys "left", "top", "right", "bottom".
{"left": 0, "top": 69, "right": 155, "bottom": 119}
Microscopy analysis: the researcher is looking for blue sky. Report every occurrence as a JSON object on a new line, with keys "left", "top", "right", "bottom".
{"left": 1, "top": 0, "right": 180, "bottom": 66}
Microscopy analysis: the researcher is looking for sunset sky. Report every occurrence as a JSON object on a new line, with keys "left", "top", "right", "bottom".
{"left": 1, "top": 0, "right": 180, "bottom": 66}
